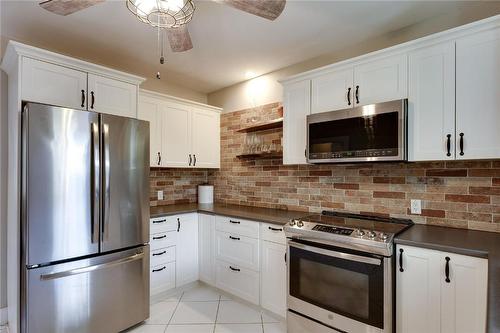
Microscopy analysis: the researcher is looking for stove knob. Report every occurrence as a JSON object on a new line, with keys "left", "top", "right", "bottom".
{"left": 379, "top": 233, "right": 389, "bottom": 241}
{"left": 289, "top": 219, "right": 297, "bottom": 226}
{"left": 355, "top": 228, "right": 365, "bottom": 237}
{"left": 296, "top": 220, "right": 304, "bottom": 228}
{"left": 366, "top": 231, "right": 377, "bottom": 239}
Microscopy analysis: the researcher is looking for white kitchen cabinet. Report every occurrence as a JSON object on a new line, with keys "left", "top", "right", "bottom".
{"left": 408, "top": 42, "right": 456, "bottom": 161}
{"left": 260, "top": 240, "right": 287, "bottom": 317}
{"left": 396, "top": 244, "right": 487, "bottom": 333}
{"left": 215, "top": 230, "right": 260, "bottom": 271}
{"left": 311, "top": 68, "right": 353, "bottom": 113}
{"left": 151, "top": 262, "right": 176, "bottom": 296}
{"left": 163, "top": 104, "right": 192, "bottom": 167}
{"left": 353, "top": 54, "right": 408, "bottom": 106}
{"left": 191, "top": 108, "right": 220, "bottom": 168}
{"left": 198, "top": 214, "right": 216, "bottom": 285}
{"left": 21, "top": 57, "right": 88, "bottom": 111}
{"left": 176, "top": 213, "right": 199, "bottom": 287}
{"left": 87, "top": 73, "right": 137, "bottom": 118}
{"left": 283, "top": 80, "right": 311, "bottom": 165}
{"left": 215, "top": 260, "right": 260, "bottom": 305}
{"left": 138, "top": 95, "right": 163, "bottom": 167}
{"left": 456, "top": 26, "right": 500, "bottom": 160}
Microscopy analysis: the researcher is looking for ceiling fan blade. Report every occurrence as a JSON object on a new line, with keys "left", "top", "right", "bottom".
{"left": 39, "top": 0, "right": 104, "bottom": 16}
{"left": 215, "top": 0, "right": 286, "bottom": 21}
{"left": 167, "top": 26, "right": 193, "bottom": 52}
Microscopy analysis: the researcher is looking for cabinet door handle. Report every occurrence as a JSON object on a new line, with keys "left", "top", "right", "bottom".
{"left": 81, "top": 89, "right": 85, "bottom": 108}
{"left": 193, "top": 154, "right": 197, "bottom": 166}
{"left": 90, "top": 91, "right": 95, "bottom": 109}
{"left": 229, "top": 266, "right": 240, "bottom": 272}
{"left": 347, "top": 87, "right": 351, "bottom": 106}
{"left": 229, "top": 220, "right": 240, "bottom": 224}
{"left": 152, "top": 250, "right": 166, "bottom": 256}
{"left": 459, "top": 133, "right": 464, "bottom": 156}
{"left": 355, "top": 85, "right": 360, "bottom": 104}
{"left": 152, "top": 219, "right": 166, "bottom": 224}
{"left": 152, "top": 266, "right": 166, "bottom": 273}
{"left": 446, "top": 134, "right": 451, "bottom": 157}
{"left": 177, "top": 218, "right": 180, "bottom": 232}
{"left": 445, "top": 256, "right": 451, "bottom": 283}
{"left": 188, "top": 154, "right": 192, "bottom": 166}
{"left": 268, "top": 226, "right": 283, "bottom": 232}
{"left": 399, "top": 248, "right": 404, "bottom": 272}
{"left": 284, "top": 252, "right": 287, "bottom": 263}
{"left": 153, "top": 235, "right": 166, "bottom": 240}
{"left": 229, "top": 236, "right": 240, "bottom": 241}
{"left": 157, "top": 152, "right": 161, "bottom": 166}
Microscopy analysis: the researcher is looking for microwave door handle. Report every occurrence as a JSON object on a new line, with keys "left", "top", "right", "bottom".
{"left": 288, "top": 240, "right": 381, "bottom": 266}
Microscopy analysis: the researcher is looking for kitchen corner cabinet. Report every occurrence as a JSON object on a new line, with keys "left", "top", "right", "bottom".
{"left": 21, "top": 57, "right": 139, "bottom": 117}
{"left": 138, "top": 90, "right": 221, "bottom": 168}
{"left": 396, "top": 244, "right": 487, "bottom": 333}
{"left": 283, "top": 80, "right": 311, "bottom": 165}
{"left": 176, "top": 213, "right": 199, "bottom": 286}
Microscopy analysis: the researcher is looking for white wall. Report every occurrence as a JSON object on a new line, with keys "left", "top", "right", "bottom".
{"left": 0, "top": 70, "right": 7, "bottom": 312}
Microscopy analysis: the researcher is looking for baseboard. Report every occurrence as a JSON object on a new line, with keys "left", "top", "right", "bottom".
{"left": 0, "top": 307, "right": 7, "bottom": 326}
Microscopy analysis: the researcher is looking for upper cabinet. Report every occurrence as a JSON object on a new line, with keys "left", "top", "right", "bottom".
{"left": 311, "top": 68, "right": 352, "bottom": 114}
{"left": 138, "top": 90, "right": 221, "bottom": 168}
{"left": 455, "top": 26, "right": 500, "bottom": 160}
{"left": 283, "top": 80, "right": 310, "bottom": 165}
{"left": 87, "top": 74, "right": 137, "bottom": 118}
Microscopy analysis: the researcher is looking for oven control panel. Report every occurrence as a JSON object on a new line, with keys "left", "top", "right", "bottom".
{"left": 312, "top": 225, "right": 353, "bottom": 235}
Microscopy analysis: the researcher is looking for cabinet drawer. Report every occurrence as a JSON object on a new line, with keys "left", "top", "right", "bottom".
{"left": 216, "top": 215, "right": 259, "bottom": 239}
{"left": 150, "top": 231, "right": 176, "bottom": 250}
{"left": 150, "top": 216, "right": 177, "bottom": 234}
{"left": 215, "top": 260, "right": 260, "bottom": 305}
{"left": 260, "top": 223, "right": 286, "bottom": 245}
{"left": 150, "top": 246, "right": 176, "bottom": 267}
{"left": 215, "top": 231, "right": 259, "bottom": 271}
{"left": 150, "top": 262, "right": 175, "bottom": 295}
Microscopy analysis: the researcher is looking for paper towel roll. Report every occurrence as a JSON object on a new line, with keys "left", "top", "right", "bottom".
{"left": 198, "top": 185, "right": 214, "bottom": 204}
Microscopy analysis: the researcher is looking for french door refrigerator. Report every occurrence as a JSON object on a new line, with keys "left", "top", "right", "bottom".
{"left": 21, "top": 102, "right": 150, "bottom": 333}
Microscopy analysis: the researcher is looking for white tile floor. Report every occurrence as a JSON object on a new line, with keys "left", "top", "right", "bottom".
{"left": 124, "top": 284, "right": 286, "bottom": 333}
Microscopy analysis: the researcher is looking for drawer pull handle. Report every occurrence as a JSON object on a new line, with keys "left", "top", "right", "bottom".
{"left": 152, "top": 219, "right": 167, "bottom": 224}
{"left": 229, "top": 266, "right": 240, "bottom": 272}
{"left": 445, "top": 257, "right": 451, "bottom": 283}
{"left": 152, "top": 266, "right": 166, "bottom": 273}
{"left": 229, "top": 236, "right": 240, "bottom": 241}
{"left": 229, "top": 220, "right": 240, "bottom": 224}
{"left": 177, "top": 218, "right": 181, "bottom": 232}
{"left": 153, "top": 235, "right": 167, "bottom": 240}
{"left": 152, "top": 251, "right": 166, "bottom": 256}
{"left": 399, "top": 248, "right": 404, "bottom": 272}
{"left": 268, "top": 226, "right": 283, "bottom": 232}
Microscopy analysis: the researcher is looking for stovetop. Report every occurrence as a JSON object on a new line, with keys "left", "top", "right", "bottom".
{"left": 284, "top": 211, "right": 413, "bottom": 256}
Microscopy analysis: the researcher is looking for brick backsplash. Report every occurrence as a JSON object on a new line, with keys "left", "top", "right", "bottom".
{"left": 207, "top": 102, "right": 500, "bottom": 233}
{"left": 150, "top": 168, "right": 208, "bottom": 206}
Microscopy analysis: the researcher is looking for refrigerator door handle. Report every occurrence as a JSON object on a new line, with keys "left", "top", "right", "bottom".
{"left": 39, "top": 252, "right": 145, "bottom": 281}
{"left": 91, "top": 122, "right": 100, "bottom": 244}
{"left": 102, "top": 122, "right": 111, "bottom": 240}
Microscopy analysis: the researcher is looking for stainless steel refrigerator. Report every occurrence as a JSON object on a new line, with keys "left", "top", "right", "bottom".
{"left": 21, "top": 102, "right": 150, "bottom": 333}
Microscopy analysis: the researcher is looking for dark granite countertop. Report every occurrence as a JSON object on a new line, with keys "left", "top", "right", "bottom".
{"left": 395, "top": 225, "right": 500, "bottom": 332}
{"left": 150, "top": 203, "right": 309, "bottom": 226}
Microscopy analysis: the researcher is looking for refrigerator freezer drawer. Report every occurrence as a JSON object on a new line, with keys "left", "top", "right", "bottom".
{"left": 23, "top": 246, "right": 150, "bottom": 333}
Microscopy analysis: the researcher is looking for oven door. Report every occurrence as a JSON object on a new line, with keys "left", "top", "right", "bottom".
{"left": 287, "top": 240, "right": 392, "bottom": 333}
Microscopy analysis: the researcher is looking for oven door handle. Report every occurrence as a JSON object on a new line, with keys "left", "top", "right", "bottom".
{"left": 288, "top": 241, "right": 381, "bottom": 266}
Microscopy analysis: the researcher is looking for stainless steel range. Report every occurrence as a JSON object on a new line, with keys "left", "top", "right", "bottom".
{"left": 284, "top": 211, "right": 413, "bottom": 333}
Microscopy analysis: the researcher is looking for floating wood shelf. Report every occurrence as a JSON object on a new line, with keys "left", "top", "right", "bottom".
{"left": 236, "top": 151, "right": 283, "bottom": 159}
{"left": 237, "top": 118, "right": 283, "bottom": 133}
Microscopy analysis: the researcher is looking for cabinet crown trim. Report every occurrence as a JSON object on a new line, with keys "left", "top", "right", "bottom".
{"left": 1, "top": 40, "right": 145, "bottom": 85}
{"left": 140, "top": 89, "right": 222, "bottom": 113}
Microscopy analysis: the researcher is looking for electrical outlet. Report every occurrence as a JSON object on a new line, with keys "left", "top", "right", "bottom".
{"left": 410, "top": 199, "right": 422, "bottom": 214}
{"left": 157, "top": 190, "right": 164, "bottom": 201}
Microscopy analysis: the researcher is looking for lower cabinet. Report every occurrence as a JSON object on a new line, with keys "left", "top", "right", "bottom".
{"left": 151, "top": 262, "right": 176, "bottom": 295}
{"left": 396, "top": 244, "right": 488, "bottom": 333}
{"left": 176, "top": 213, "right": 199, "bottom": 287}
{"left": 199, "top": 213, "right": 216, "bottom": 285}
{"left": 215, "top": 260, "right": 260, "bottom": 305}
{"left": 260, "top": 240, "right": 287, "bottom": 317}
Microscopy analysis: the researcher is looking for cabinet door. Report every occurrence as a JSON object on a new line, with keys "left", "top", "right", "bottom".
{"left": 311, "top": 68, "right": 353, "bottom": 114}
{"left": 176, "top": 213, "right": 199, "bottom": 287}
{"left": 198, "top": 214, "right": 216, "bottom": 285}
{"left": 260, "top": 241, "right": 286, "bottom": 317}
{"left": 162, "top": 104, "right": 191, "bottom": 167}
{"left": 283, "top": 80, "right": 311, "bottom": 165}
{"left": 191, "top": 108, "right": 220, "bottom": 168}
{"left": 87, "top": 74, "right": 137, "bottom": 118}
{"left": 396, "top": 245, "right": 441, "bottom": 333}
{"left": 21, "top": 57, "right": 87, "bottom": 110}
{"left": 408, "top": 42, "right": 456, "bottom": 161}
{"left": 440, "top": 253, "right": 487, "bottom": 333}
{"left": 456, "top": 27, "right": 500, "bottom": 159}
{"left": 353, "top": 54, "right": 407, "bottom": 106}
{"left": 138, "top": 95, "right": 162, "bottom": 167}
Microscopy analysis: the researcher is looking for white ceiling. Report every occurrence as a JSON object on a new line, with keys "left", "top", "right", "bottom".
{"left": 1, "top": 1, "right": 497, "bottom": 94}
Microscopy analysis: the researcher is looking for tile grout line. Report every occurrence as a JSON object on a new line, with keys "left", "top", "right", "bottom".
{"left": 261, "top": 313, "right": 265, "bottom": 333}
{"left": 164, "top": 291, "right": 184, "bottom": 332}
{"left": 213, "top": 295, "right": 221, "bottom": 333}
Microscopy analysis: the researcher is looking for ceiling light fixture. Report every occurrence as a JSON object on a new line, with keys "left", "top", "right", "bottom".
{"left": 126, "top": 0, "right": 195, "bottom": 29}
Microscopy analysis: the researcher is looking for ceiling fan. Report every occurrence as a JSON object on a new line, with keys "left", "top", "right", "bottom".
{"left": 39, "top": 0, "right": 286, "bottom": 53}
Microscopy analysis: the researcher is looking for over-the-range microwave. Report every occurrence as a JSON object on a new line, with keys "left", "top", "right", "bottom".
{"left": 307, "top": 99, "right": 407, "bottom": 163}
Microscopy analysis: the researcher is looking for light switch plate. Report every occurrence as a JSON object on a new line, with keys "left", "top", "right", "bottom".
{"left": 410, "top": 199, "right": 422, "bottom": 214}
{"left": 157, "top": 190, "right": 164, "bottom": 201}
